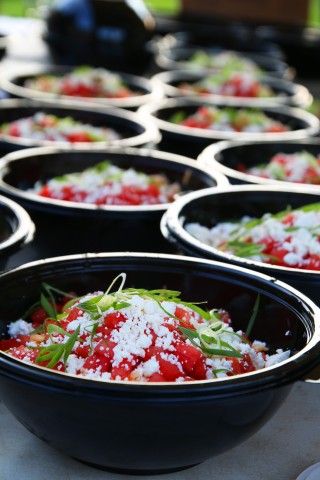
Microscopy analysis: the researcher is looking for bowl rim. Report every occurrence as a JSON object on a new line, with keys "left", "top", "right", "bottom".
{"left": 0, "top": 64, "right": 164, "bottom": 109}
{"left": 151, "top": 70, "right": 312, "bottom": 108}
{"left": 162, "top": 184, "right": 320, "bottom": 276}
{"left": 139, "top": 97, "right": 320, "bottom": 142}
{"left": 0, "top": 194, "right": 35, "bottom": 253}
{"left": 198, "top": 138, "right": 320, "bottom": 190}
{"left": 155, "top": 45, "right": 291, "bottom": 77}
{"left": 0, "top": 98, "right": 161, "bottom": 149}
{"left": 0, "top": 146, "right": 228, "bottom": 214}
{"left": 0, "top": 251, "right": 319, "bottom": 395}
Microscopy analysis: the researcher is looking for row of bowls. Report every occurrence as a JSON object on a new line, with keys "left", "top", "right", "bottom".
{"left": 0, "top": 63, "right": 312, "bottom": 110}
{"left": 0, "top": 59, "right": 320, "bottom": 474}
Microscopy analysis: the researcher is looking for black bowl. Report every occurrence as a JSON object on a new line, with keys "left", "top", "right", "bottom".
{"left": 0, "top": 194, "right": 34, "bottom": 272}
{"left": 0, "top": 65, "right": 163, "bottom": 111}
{"left": 139, "top": 98, "right": 319, "bottom": 158}
{"left": 0, "top": 146, "right": 227, "bottom": 263}
{"left": 161, "top": 186, "right": 320, "bottom": 305}
{"left": 0, "top": 99, "right": 160, "bottom": 152}
{"left": 198, "top": 139, "right": 320, "bottom": 189}
{"left": 257, "top": 25, "right": 320, "bottom": 78}
{"left": 155, "top": 46, "right": 292, "bottom": 79}
{"left": 152, "top": 70, "right": 312, "bottom": 108}
{"left": 156, "top": 26, "right": 284, "bottom": 59}
{"left": 0, "top": 252, "right": 319, "bottom": 473}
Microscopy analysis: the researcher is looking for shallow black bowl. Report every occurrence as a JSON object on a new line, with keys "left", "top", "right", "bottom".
{"left": 0, "top": 194, "right": 34, "bottom": 272}
{"left": 198, "top": 139, "right": 320, "bottom": 189}
{"left": 161, "top": 186, "right": 320, "bottom": 305}
{"left": 139, "top": 98, "right": 319, "bottom": 158}
{"left": 0, "top": 65, "right": 163, "bottom": 111}
{"left": 155, "top": 46, "right": 292, "bottom": 79}
{"left": 152, "top": 70, "right": 312, "bottom": 108}
{"left": 0, "top": 252, "right": 319, "bottom": 473}
{"left": 0, "top": 146, "right": 227, "bottom": 263}
{"left": 0, "top": 99, "right": 160, "bottom": 153}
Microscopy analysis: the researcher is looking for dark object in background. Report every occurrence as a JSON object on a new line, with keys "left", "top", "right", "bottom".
{"left": 161, "top": 186, "right": 320, "bottom": 305}
{"left": 0, "top": 34, "right": 7, "bottom": 61}
{"left": 0, "top": 194, "right": 34, "bottom": 272}
{"left": 0, "top": 253, "right": 319, "bottom": 473}
{"left": 44, "top": 0, "right": 155, "bottom": 74}
{"left": 198, "top": 139, "right": 320, "bottom": 187}
{"left": 157, "top": 25, "right": 284, "bottom": 60}
{"left": 0, "top": 147, "right": 227, "bottom": 265}
{"left": 257, "top": 26, "right": 320, "bottom": 78}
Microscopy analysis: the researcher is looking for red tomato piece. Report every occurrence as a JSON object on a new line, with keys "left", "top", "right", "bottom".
{"left": 31, "top": 306, "right": 48, "bottom": 326}
{"left": 0, "top": 335, "right": 29, "bottom": 351}
{"left": 174, "top": 342, "right": 203, "bottom": 376}
{"left": 82, "top": 354, "right": 111, "bottom": 372}
{"left": 148, "top": 373, "right": 166, "bottom": 382}
{"left": 66, "top": 132, "right": 92, "bottom": 143}
{"left": 103, "top": 311, "right": 126, "bottom": 330}
{"left": 192, "top": 358, "right": 207, "bottom": 380}
{"left": 66, "top": 307, "right": 83, "bottom": 323}
{"left": 158, "top": 357, "right": 182, "bottom": 381}
{"left": 111, "top": 359, "right": 137, "bottom": 380}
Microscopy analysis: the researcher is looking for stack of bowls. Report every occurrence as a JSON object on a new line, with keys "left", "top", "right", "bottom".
{"left": 0, "top": 28, "right": 319, "bottom": 477}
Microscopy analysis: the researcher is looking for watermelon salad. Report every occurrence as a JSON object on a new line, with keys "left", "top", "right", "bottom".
{"left": 0, "top": 112, "right": 120, "bottom": 144}
{"left": 170, "top": 106, "right": 289, "bottom": 133}
{"left": 0, "top": 275, "right": 290, "bottom": 382}
{"left": 245, "top": 151, "right": 320, "bottom": 184}
{"left": 186, "top": 202, "right": 320, "bottom": 270}
{"left": 30, "top": 160, "right": 181, "bottom": 206}
{"left": 25, "top": 66, "right": 137, "bottom": 99}
{"left": 179, "top": 71, "right": 274, "bottom": 98}
{"left": 186, "top": 50, "right": 262, "bottom": 75}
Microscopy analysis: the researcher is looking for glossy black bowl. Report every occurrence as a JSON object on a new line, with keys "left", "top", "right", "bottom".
{"left": 161, "top": 186, "right": 320, "bottom": 305}
{"left": 152, "top": 70, "right": 312, "bottom": 108}
{"left": 0, "top": 146, "right": 227, "bottom": 263}
{"left": 139, "top": 98, "right": 319, "bottom": 158}
{"left": 198, "top": 139, "right": 320, "bottom": 189}
{"left": 0, "top": 99, "right": 160, "bottom": 153}
{"left": 0, "top": 65, "right": 163, "bottom": 111}
{"left": 0, "top": 252, "right": 319, "bottom": 473}
{"left": 155, "top": 46, "right": 292, "bottom": 79}
{"left": 0, "top": 194, "right": 34, "bottom": 272}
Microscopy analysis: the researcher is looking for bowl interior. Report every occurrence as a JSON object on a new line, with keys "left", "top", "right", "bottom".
{"left": 213, "top": 142, "right": 320, "bottom": 173}
{"left": 0, "top": 105, "right": 145, "bottom": 140}
{"left": 0, "top": 255, "right": 311, "bottom": 363}
{"left": 162, "top": 74, "right": 293, "bottom": 98}
{"left": 12, "top": 72, "right": 148, "bottom": 97}
{"left": 179, "top": 189, "right": 319, "bottom": 232}
{"left": 155, "top": 104, "right": 308, "bottom": 132}
{"left": 163, "top": 47, "right": 286, "bottom": 75}
{"left": 1, "top": 150, "right": 217, "bottom": 197}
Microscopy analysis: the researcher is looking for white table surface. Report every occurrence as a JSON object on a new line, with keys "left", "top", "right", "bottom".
{"left": 0, "top": 381, "right": 319, "bottom": 480}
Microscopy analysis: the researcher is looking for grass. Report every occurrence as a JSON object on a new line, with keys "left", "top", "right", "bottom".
{"left": 0, "top": 0, "right": 181, "bottom": 17}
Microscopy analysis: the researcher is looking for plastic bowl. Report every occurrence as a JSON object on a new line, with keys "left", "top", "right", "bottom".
{"left": 0, "top": 146, "right": 227, "bottom": 261}
{"left": 161, "top": 185, "right": 320, "bottom": 304}
{"left": 0, "top": 252, "right": 319, "bottom": 473}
